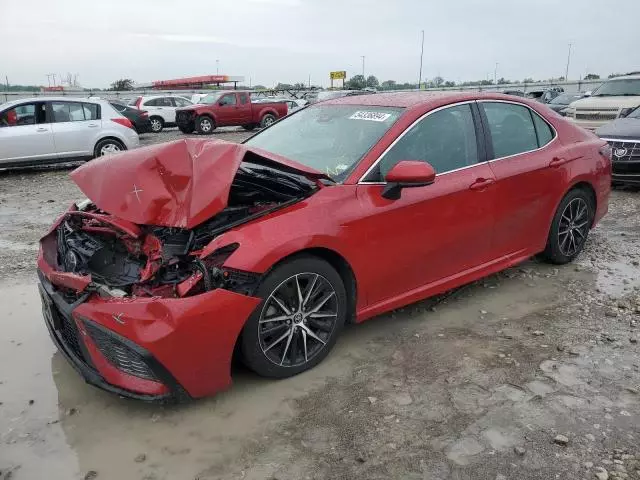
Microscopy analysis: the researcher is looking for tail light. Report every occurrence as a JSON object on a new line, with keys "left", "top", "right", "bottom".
{"left": 111, "top": 117, "right": 134, "bottom": 129}
{"left": 140, "top": 110, "right": 149, "bottom": 118}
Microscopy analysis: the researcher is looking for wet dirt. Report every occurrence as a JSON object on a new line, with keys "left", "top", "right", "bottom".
{"left": 1, "top": 134, "right": 640, "bottom": 479}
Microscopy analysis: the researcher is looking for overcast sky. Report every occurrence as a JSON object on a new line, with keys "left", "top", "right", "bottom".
{"left": 1, "top": 0, "right": 639, "bottom": 89}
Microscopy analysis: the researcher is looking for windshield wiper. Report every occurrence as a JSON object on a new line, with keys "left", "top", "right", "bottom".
{"left": 243, "top": 167, "right": 317, "bottom": 191}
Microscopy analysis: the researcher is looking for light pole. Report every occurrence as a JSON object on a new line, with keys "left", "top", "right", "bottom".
{"left": 361, "top": 56, "right": 365, "bottom": 79}
{"left": 565, "top": 43, "right": 572, "bottom": 81}
{"left": 216, "top": 59, "right": 220, "bottom": 75}
{"left": 418, "top": 30, "right": 424, "bottom": 89}
{"left": 494, "top": 62, "right": 498, "bottom": 87}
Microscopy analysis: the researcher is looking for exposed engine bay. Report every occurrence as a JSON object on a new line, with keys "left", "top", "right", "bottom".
{"left": 53, "top": 162, "right": 318, "bottom": 298}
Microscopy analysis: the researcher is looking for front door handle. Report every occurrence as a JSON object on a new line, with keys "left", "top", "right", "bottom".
{"left": 36, "top": 127, "right": 48, "bottom": 132}
{"left": 469, "top": 177, "right": 495, "bottom": 191}
{"left": 549, "top": 157, "right": 569, "bottom": 168}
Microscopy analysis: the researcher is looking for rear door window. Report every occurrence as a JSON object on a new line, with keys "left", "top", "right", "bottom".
{"left": 143, "top": 98, "right": 160, "bottom": 107}
{"left": 51, "top": 102, "right": 90, "bottom": 122}
{"left": 481, "top": 102, "right": 538, "bottom": 158}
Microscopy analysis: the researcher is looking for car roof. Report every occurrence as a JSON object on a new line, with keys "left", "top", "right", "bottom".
{"left": 0, "top": 96, "right": 104, "bottom": 109}
{"left": 321, "top": 91, "right": 540, "bottom": 110}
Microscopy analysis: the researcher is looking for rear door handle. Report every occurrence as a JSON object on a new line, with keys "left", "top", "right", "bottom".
{"left": 469, "top": 177, "right": 495, "bottom": 191}
{"left": 549, "top": 157, "right": 569, "bottom": 168}
{"left": 36, "top": 127, "right": 48, "bottom": 132}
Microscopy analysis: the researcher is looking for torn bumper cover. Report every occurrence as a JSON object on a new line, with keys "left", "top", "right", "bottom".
{"left": 38, "top": 264, "right": 260, "bottom": 401}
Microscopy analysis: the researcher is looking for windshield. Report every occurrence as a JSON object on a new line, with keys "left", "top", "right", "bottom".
{"left": 200, "top": 92, "right": 225, "bottom": 104}
{"left": 628, "top": 106, "right": 640, "bottom": 119}
{"left": 244, "top": 105, "right": 403, "bottom": 181}
{"left": 550, "top": 93, "right": 583, "bottom": 104}
{"left": 592, "top": 78, "right": 640, "bottom": 97}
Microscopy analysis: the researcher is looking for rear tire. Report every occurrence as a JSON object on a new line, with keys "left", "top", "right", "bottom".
{"left": 196, "top": 115, "right": 215, "bottom": 135}
{"left": 241, "top": 256, "right": 347, "bottom": 378}
{"left": 541, "top": 188, "right": 594, "bottom": 264}
{"left": 93, "top": 138, "right": 125, "bottom": 158}
{"left": 149, "top": 116, "right": 164, "bottom": 133}
{"left": 260, "top": 114, "right": 276, "bottom": 128}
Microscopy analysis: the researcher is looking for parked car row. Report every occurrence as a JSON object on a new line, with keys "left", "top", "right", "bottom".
{"left": 0, "top": 97, "right": 139, "bottom": 167}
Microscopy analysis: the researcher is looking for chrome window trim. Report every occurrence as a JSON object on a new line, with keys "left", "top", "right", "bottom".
{"left": 357, "top": 99, "right": 558, "bottom": 184}
{"left": 357, "top": 100, "right": 476, "bottom": 184}
{"left": 600, "top": 138, "right": 640, "bottom": 143}
{"left": 477, "top": 99, "right": 559, "bottom": 164}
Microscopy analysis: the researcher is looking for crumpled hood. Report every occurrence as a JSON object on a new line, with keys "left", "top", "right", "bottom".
{"left": 71, "top": 138, "right": 328, "bottom": 229}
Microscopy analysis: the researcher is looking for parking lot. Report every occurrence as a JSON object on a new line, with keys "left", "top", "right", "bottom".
{"left": 0, "top": 126, "right": 639, "bottom": 480}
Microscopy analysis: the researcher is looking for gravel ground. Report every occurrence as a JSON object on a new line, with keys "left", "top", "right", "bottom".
{"left": 1, "top": 132, "right": 640, "bottom": 480}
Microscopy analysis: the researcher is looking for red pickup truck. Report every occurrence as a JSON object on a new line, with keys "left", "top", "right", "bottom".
{"left": 175, "top": 91, "right": 288, "bottom": 134}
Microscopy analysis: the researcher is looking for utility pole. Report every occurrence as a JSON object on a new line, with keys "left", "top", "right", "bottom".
{"left": 494, "top": 62, "right": 498, "bottom": 86}
{"left": 565, "top": 43, "right": 572, "bottom": 81}
{"left": 5, "top": 76, "right": 9, "bottom": 90}
{"left": 308, "top": 74, "right": 311, "bottom": 88}
{"left": 418, "top": 30, "right": 424, "bottom": 89}
{"left": 361, "top": 56, "right": 365, "bottom": 79}
{"left": 216, "top": 59, "right": 220, "bottom": 75}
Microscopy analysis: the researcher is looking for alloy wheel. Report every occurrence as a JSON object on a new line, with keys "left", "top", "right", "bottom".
{"left": 258, "top": 272, "right": 338, "bottom": 367}
{"left": 100, "top": 143, "right": 121, "bottom": 156}
{"left": 200, "top": 118, "right": 212, "bottom": 132}
{"left": 150, "top": 119, "right": 162, "bottom": 132}
{"left": 557, "top": 197, "right": 589, "bottom": 256}
{"left": 263, "top": 116, "right": 275, "bottom": 126}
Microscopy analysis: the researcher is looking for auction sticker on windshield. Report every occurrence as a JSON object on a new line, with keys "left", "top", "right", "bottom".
{"left": 349, "top": 111, "right": 392, "bottom": 122}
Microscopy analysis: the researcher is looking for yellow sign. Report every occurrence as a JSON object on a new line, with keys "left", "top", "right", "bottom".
{"left": 330, "top": 71, "right": 346, "bottom": 80}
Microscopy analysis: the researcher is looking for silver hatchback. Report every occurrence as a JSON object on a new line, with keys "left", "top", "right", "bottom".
{"left": 0, "top": 97, "right": 139, "bottom": 168}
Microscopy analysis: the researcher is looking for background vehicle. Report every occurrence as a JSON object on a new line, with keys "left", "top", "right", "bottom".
{"left": 547, "top": 93, "right": 585, "bottom": 115}
{"left": 175, "top": 91, "right": 288, "bottom": 134}
{"left": 0, "top": 97, "right": 139, "bottom": 167}
{"left": 526, "top": 87, "right": 563, "bottom": 103}
{"left": 190, "top": 93, "right": 209, "bottom": 104}
{"left": 38, "top": 92, "right": 610, "bottom": 400}
{"left": 502, "top": 89, "right": 525, "bottom": 97}
{"left": 110, "top": 102, "right": 152, "bottom": 134}
{"left": 565, "top": 74, "right": 640, "bottom": 130}
{"left": 253, "top": 97, "right": 308, "bottom": 113}
{"left": 128, "top": 95, "right": 193, "bottom": 132}
{"left": 597, "top": 105, "right": 640, "bottom": 185}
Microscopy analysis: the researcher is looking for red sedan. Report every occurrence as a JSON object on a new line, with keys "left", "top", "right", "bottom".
{"left": 38, "top": 92, "right": 611, "bottom": 401}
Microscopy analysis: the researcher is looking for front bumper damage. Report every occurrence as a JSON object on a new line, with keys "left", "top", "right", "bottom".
{"left": 37, "top": 213, "right": 261, "bottom": 401}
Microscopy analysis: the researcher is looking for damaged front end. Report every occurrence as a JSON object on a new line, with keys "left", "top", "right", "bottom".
{"left": 37, "top": 139, "right": 326, "bottom": 400}
{"left": 42, "top": 160, "right": 318, "bottom": 299}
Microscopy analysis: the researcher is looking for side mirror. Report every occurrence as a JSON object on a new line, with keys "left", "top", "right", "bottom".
{"left": 382, "top": 161, "right": 436, "bottom": 200}
{"left": 584, "top": 90, "right": 592, "bottom": 97}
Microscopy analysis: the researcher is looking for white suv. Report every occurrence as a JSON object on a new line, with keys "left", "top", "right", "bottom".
{"left": 0, "top": 97, "right": 139, "bottom": 168}
{"left": 129, "top": 95, "right": 193, "bottom": 132}
{"left": 565, "top": 74, "right": 640, "bottom": 130}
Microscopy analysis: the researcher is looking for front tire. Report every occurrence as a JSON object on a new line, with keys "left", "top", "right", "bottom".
{"left": 241, "top": 256, "right": 347, "bottom": 378}
{"left": 149, "top": 116, "right": 164, "bottom": 133}
{"left": 541, "top": 188, "right": 594, "bottom": 264}
{"left": 196, "top": 115, "right": 215, "bottom": 135}
{"left": 94, "top": 138, "right": 125, "bottom": 158}
{"left": 260, "top": 114, "right": 276, "bottom": 128}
